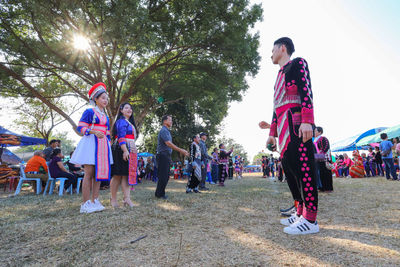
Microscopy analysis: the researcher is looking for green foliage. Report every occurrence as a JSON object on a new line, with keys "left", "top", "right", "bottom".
{"left": 252, "top": 151, "right": 271, "bottom": 165}
{"left": 0, "top": 0, "right": 262, "bottom": 138}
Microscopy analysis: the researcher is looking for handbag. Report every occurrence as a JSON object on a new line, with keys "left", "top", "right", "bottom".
{"left": 314, "top": 153, "right": 325, "bottom": 162}
{"left": 381, "top": 149, "right": 391, "bottom": 157}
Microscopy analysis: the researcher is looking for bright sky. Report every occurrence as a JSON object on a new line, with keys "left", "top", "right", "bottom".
{"left": 222, "top": 0, "right": 400, "bottom": 160}
{"left": 2, "top": 0, "right": 400, "bottom": 160}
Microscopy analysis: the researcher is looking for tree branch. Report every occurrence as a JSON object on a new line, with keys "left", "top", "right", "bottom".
{"left": 0, "top": 62, "right": 81, "bottom": 136}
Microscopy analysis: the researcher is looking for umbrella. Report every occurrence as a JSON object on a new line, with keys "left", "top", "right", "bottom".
{"left": 1, "top": 148, "right": 22, "bottom": 165}
{"left": 356, "top": 124, "right": 400, "bottom": 146}
{"left": 138, "top": 152, "right": 154, "bottom": 158}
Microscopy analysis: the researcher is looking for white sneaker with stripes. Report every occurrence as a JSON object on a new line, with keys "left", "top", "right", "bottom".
{"left": 283, "top": 217, "right": 319, "bottom": 235}
{"left": 93, "top": 198, "right": 105, "bottom": 212}
{"left": 280, "top": 214, "right": 301, "bottom": 226}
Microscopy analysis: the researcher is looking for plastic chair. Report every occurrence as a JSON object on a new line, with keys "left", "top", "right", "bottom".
{"left": 43, "top": 176, "right": 71, "bottom": 196}
{"left": 43, "top": 162, "right": 73, "bottom": 196}
{"left": 14, "top": 165, "right": 42, "bottom": 196}
{"left": 76, "top": 177, "right": 83, "bottom": 194}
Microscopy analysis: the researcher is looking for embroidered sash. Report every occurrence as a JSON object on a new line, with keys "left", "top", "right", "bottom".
{"left": 92, "top": 109, "right": 111, "bottom": 181}
{"left": 125, "top": 120, "right": 138, "bottom": 185}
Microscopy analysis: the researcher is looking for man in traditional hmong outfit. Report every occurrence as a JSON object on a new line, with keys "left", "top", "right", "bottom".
{"left": 199, "top": 132, "right": 213, "bottom": 190}
{"left": 267, "top": 37, "right": 319, "bottom": 234}
{"left": 186, "top": 135, "right": 202, "bottom": 193}
{"left": 218, "top": 143, "right": 233, "bottom": 186}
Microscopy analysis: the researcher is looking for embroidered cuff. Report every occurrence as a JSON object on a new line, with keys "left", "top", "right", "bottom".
{"left": 301, "top": 107, "right": 314, "bottom": 124}
{"left": 118, "top": 138, "right": 126, "bottom": 146}
{"left": 84, "top": 128, "right": 91, "bottom": 136}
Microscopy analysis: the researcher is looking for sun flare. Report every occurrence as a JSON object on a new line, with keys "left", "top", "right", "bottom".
{"left": 72, "top": 34, "right": 90, "bottom": 51}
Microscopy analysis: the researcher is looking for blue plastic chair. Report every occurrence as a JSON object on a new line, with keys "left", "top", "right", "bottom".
{"left": 43, "top": 162, "right": 73, "bottom": 196}
{"left": 14, "top": 165, "right": 42, "bottom": 196}
{"left": 76, "top": 177, "right": 83, "bottom": 194}
{"left": 43, "top": 176, "right": 72, "bottom": 196}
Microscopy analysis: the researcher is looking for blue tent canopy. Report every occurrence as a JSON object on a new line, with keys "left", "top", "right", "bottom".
{"left": 356, "top": 124, "right": 400, "bottom": 146}
{"left": 0, "top": 126, "right": 47, "bottom": 147}
{"left": 1, "top": 148, "right": 22, "bottom": 164}
{"left": 331, "top": 127, "right": 387, "bottom": 152}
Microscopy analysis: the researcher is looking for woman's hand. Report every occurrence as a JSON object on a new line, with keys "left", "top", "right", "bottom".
{"left": 259, "top": 121, "right": 271, "bottom": 129}
{"left": 93, "top": 131, "right": 105, "bottom": 139}
{"left": 123, "top": 151, "right": 130, "bottom": 161}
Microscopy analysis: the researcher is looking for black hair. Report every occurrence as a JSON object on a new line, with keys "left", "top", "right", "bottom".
{"left": 95, "top": 91, "right": 106, "bottom": 100}
{"left": 49, "top": 139, "right": 58, "bottom": 145}
{"left": 112, "top": 102, "right": 139, "bottom": 139}
{"left": 161, "top": 115, "right": 171, "bottom": 123}
{"left": 219, "top": 143, "right": 224, "bottom": 149}
{"left": 380, "top": 133, "right": 388, "bottom": 140}
{"left": 50, "top": 148, "right": 61, "bottom": 159}
{"left": 192, "top": 135, "right": 198, "bottom": 141}
{"left": 274, "top": 37, "right": 295, "bottom": 56}
{"left": 213, "top": 147, "right": 218, "bottom": 152}
{"left": 316, "top": 126, "right": 323, "bottom": 134}
{"left": 375, "top": 147, "right": 380, "bottom": 151}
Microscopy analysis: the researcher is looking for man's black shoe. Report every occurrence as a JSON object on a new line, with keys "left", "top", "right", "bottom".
{"left": 281, "top": 206, "right": 296, "bottom": 217}
{"left": 193, "top": 188, "right": 201, "bottom": 193}
{"left": 156, "top": 195, "right": 168, "bottom": 199}
{"left": 280, "top": 205, "right": 295, "bottom": 213}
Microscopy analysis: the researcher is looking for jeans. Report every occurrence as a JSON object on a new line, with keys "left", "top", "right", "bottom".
{"left": 376, "top": 162, "right": 384, "bottom": 176}
{"left": 382, "top": 158, "right": 397, "bottom": 180}
{"left": 211, "top": 164, "right": 219, "bottom": 183}
{"left": 342, "top": 166, "right": 349, "bottom": 177}
{"left": 368, "top": 162, "right": 376, "bottom": 176}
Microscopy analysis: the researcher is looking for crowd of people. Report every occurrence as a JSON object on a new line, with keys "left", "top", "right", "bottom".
{"left": 22, "top": 82, "right": 245, "bottom": 214}
{"left": 261, "top": 155, "right": 284, "bottom": 181}
{"left": 20, "top": 36, "right": 397, "bottom": 238}
{"left": 332, "top": 134, "right": 400, "bottom": 181}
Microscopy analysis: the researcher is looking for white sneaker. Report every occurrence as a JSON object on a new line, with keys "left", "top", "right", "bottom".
{"left": 283, "top": 217, "right": 319, "bottom": 235}
{"left": 80, "top": 200, "right": 97, "bottom": 214}
{"left": 92, "top": 198, "right": 105, "bottom": 212}
{"left": 280, "top": 214, "right": 301, "bottom": 226}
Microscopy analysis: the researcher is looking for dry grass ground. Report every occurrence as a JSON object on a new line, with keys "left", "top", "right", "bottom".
{"left": 1, "top": 174, "right": 399, "bottom": 267}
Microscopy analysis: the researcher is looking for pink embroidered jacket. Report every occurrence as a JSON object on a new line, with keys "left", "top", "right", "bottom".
{"left": 268, "top": 58, "right": 315, "bottom": 154}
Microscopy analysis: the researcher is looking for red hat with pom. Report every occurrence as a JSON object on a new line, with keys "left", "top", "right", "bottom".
{"left": 88, "top": 82, "right": 107, "bottom": 101}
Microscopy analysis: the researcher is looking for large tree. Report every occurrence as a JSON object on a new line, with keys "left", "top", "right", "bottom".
{"left": 0, "top": 0, "right": 262, "bottom": 135}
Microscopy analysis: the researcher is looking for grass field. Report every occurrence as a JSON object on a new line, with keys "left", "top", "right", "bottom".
{"left": 1, "top": 174, "right": 399, "bottom": 266}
